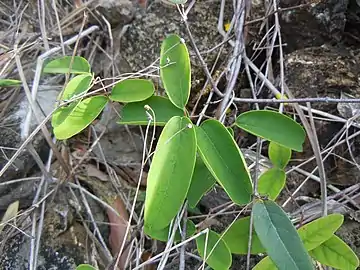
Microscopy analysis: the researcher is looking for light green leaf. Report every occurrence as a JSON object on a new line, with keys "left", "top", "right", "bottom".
{"left": 43, "top": 56, "right": 90, "bottom": 74}
{"left": 253, "top": 256, "right": 277, "bottom": 270}
{"left": 196, "top": 230, "right": 232, "bottom": 270}
{"left": 257, "top": 168, "right": 286, "bottom": 200}
{"left": 235, "top": 110, "right": 305, "bottom": 152}
{"left": 118, "top": 96, "right": 184, "bottom": 126}
{"left": 76, "top": 264, "right": 97, "bottom": 270}
{"left": 298, "top": 214, "right": 344, "bottom": 251}
{"left": 253, "top": 200, "right": 313, "bottom": 270}
{"left": 60, "top": 74, "right": 92, "bottom": 101}
{"left": 222, "top": 216, "right": 265, "bottom": 255}
{"left": 187, "top": 157, "right": 216, "bottom": 208}
{"left": 160, "top": 34, "right": 191, "bottom": 109}
{"left": 268, "top": 142, "right": 291, "bottom": 169}
{"left": 309, "top": 235, "right": 359, "bottom": 270}
{"left": 110, "top": 79, "right": 155, "bottom": 103}
{"left": 144, "top": 116, "right": 196, "bottom": 232}
{"left": 0, "top": 79, "right": 22, "bottom": 87}
{"left": 144, "top": 220, "right": 196, "bottom": 242}
{"left": 52, "top": 96, "right": 108, "bottom": 140}
{"left": 196, "top": 120, "right": 252, "bottom": 205}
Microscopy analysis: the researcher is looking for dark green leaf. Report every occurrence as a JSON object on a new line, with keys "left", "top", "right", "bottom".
{"left": 52, "top": 96, "right": 108, "bottom": 139}
{"left": 268, "top": 142, "right": 291, "bottom": 169}
{"left": 235, "top": 110, "right": 305, "bottom": 152}
{"left": 222, "top": 216, "right": 265, "bottom": 255}
{"left": 110, "top": 79, "right": 155, "bottom": 103}
{"left": 144, "top": 116, "right": 196, "bottom": 232}
{"left": 43, "top": 56, "right": 90, "bottom": 74}
{"left": 118, "top": 96, "right": 184, "bottom": 126}
{"left": 196, "top": 230, "right": 232, "bottom": 270}
{"left": 187, "top": 157, "right": 216, "bottom": 208}
{"left": 160, "top": 34, "right": 191, "bottom": 109}
{"left": 257, "top": 168, "right": 286, "bottom": 200}
{"left": 309, "top": 235, "right": 359, "bottom": 270}
{"left": 253, "top": 200, "right": 313, "bottom": 270}
{"left": 196, "top": 119, "right": 252, "bottom": 205}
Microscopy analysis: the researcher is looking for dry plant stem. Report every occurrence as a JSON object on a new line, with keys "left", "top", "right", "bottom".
{"left": 179, "top": 206, "right": 188, "bottom": 270}
{"left": 114, "top": 117, "right": 154, "bottom": 268}
{"left": 217, "top": 1, "right": 246, "bottom": 121}
{"left": 182, "top": 13, "right": 223, "bottom": 97}
{"left": 289, "top": 99, "right": 328, "bottom": 216}
{"left": 29, "top": 144, "right": 53, "bottom": 270}
{"left": 14, "top": 47, "right": 71, "bottom": 176}
{"left": 233, "top": 97, "right": 360, "bottom": 103}
{"left": 75, "top": 178, "right": 113, "bottom": 260}
{"left": 158, "top": 206, "right": 187, "bottom": 270}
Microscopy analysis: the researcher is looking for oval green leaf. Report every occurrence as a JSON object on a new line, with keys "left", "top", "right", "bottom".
{"left": 144, "top": 219, "right": 196, "bottom": 242}
{"left": 222, "top": 216, "right": 265, "bottom": 255}
{"left": 187, "top": 157, "right": 216, "bottom": 208}
{"left": 168, "top": 0, "right": 188, "bottom": 4}
{"left": 298, "top": 214, "right": 344, "bottom": 251}
{"left": 257, "top": 168, "right": 286, "bottom": 200}
{"left": 309, "top": 235, "right": 359, "bottom": 270}
{"left": 268, "top": 142, "right": 291, "bottom": 169}
{"left": 235, "top": 110, "right": 306, "bottom": 152}
{"left": 52, "top": 96, "right": 108, "bottom": 140}
{"left": 60, "top": 73, "right": 92, "bottom": 101}
{"left": 76, "top": 264, "right": 97, "bottom": 270}
{"left": 43, "top": 56, "right": 90, "bottom": 74}
{"left": 253, "top": 200, "right": 313, "bottom": 270}
{"left": 0, "top": 79, "right": 22, "bottom": 87}
{"left": 195, "top": 119, "right": 252, "bottom": 205}
{"left": 196, "top": 230, "right": 232, "bottom": 270}
{"left": 110, "top": 79, "right": 155, "bottom": 103}
{"left": 144, "top": 116, "right": 196, "bottom": 231}
{"left": 160, "top": 34, "right": 191, "bottom": 109}
{"left": 253, "top": 256, "right": 277, "bottom": 270}
{"left": 118, "top": 96, "right": 184, "bottom": 126}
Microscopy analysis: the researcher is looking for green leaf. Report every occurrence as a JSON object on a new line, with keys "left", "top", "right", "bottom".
{"left": 298, "top": 214, "right": 344, "bottom": 251}
{"left": 76, "top": 264, "right": 97, "bottom": 270}
{"left": 43, "top": 56, "right": 90, "bottom": 74}
{"left": 52, "top": 96, "right": 108, "bottom": 140}
{"left": 253, "top": 257, "right": 277, "bottom": 270}
{"left": 309, "top": 235, "right": 359, "bottom": 270}
{"left": 118, "top": 96, "right": 184, "bottom": 126}
{"left": 268, "top": 142, "right": 291, "bottom": 169}
{"left": 187, "top": 157, "right": 216, "bottom": 208}
{"left": 144, "top": 116, "right": 196, "bottom": 232}
{"left": 257, "top": 168, "right": 286, "bottom": 200}
{"left": 144, "top": 220, "right": 196, "bottom": 242}
{"left": 222, "top": 216, "right": 265, "bottom": 255}
{"left": 60, "top": 74, "right": 92, "bottom": 101}
{"left": 196, "top": 230, "right": 232, "bottom": 270}
{"left": 227, "top": 127, "right": 234, "bottom": 137}
{"left": 0, "top": 79, "right": 22, "bottom": 87}
{"left": 235, "top": 110, "right": 306, "bottom": 152}
{"left": 160, "top": 34, "right": 191, "bottom": 109}
{"left": 196, "top": 119, "right": 252, "bottom": 205}
{"left": 253, "top": 200, "right": 313, "bottom": 270}
{"left": 110, "top": 79, "right": 155, "bottom": 103}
